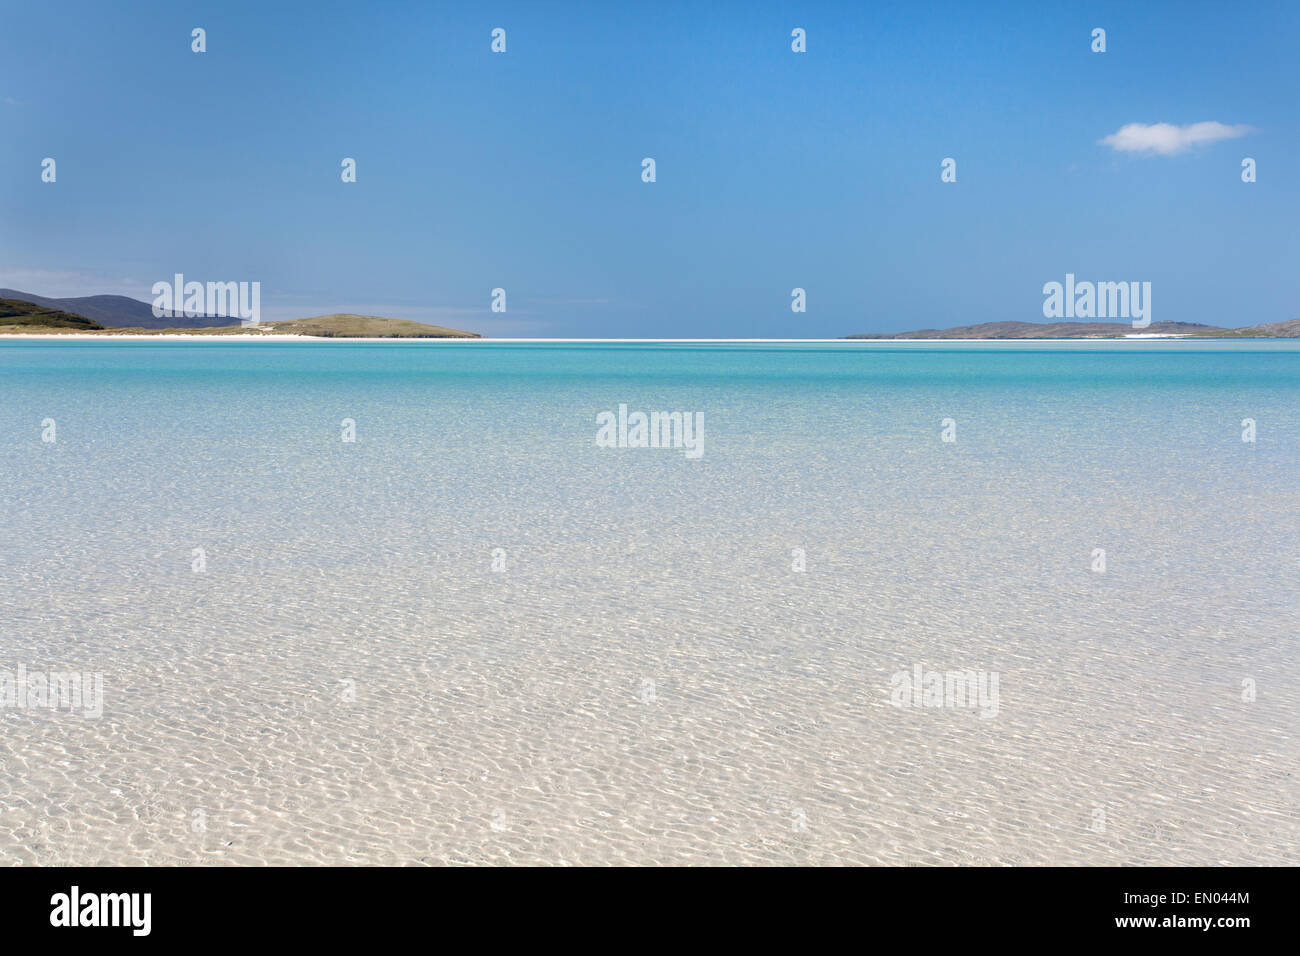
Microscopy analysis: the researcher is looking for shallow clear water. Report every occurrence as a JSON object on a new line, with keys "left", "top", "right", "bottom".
{"left": 1, "top": 340, "right": 1297, "bottom": 864}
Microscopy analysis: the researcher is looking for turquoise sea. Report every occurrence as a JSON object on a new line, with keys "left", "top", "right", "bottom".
{"left": 1, "top": 340, "right": 1297, "bottom": 864}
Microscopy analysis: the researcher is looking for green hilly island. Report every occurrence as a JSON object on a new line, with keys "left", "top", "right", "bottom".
{"left": 846, "top": 319, "right": 1300, "bottom": 339}
{"left": 1, "top": 301, "right": 479, "bottom": 338}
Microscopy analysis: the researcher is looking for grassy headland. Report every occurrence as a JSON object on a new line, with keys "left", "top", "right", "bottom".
{"left": 0, "top": 298, "right": 106, "bottom": 331}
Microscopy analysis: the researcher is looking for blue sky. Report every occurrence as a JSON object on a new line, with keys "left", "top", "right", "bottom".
{"left": 3, "top": 0, "right": 1297, "bottom": 336}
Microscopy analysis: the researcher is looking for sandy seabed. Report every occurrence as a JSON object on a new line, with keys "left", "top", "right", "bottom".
{"left": 1, "top": 343, "right": 1296, "bottom": 865}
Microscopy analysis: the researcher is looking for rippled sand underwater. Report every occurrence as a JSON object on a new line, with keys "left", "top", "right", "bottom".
{"left": 1, "top": 341, "right": 1297, "bottom": 865}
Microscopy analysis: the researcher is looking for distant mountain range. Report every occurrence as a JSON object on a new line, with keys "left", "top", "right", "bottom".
{"left": 0, "top": 296, "right": 480, "bottom": 338}
{"left": 0, "top": 288, "right": 228, "bottom": 329}
{"left": 846, "top": 319, "right": 1300, "bottom": 339}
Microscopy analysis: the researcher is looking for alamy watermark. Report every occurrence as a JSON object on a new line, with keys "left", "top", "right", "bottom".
{"left": 595, "top": 404, "right": 704, "bottom": 459}
{"left": 1043, "top": 273, "right": 1151, "bottom": 328}
{"left": 890, "top": 663, "right": 999, "bottom": 719}
{"left": 152, "top": 273, "right": 261, "bottom": 327}
{"left": 2, "top": 664, "right": 104, "bottom": 718}
{"left": 50, "top": 886, "right": 150, "bottom": 936}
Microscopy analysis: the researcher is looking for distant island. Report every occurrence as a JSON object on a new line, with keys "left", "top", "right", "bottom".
{"left": 1, "top": 287, "right": 228, "bottom": 329}
{"left": 846, "top": 319, "right": 1300, "bottom": 339}
{"left": 0, "top": 292, "right": 479, "bottom": 339}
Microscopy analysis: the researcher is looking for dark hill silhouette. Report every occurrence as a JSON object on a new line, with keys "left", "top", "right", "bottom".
{"left": 0, "top": 289, "right": 230, "bottom": 329}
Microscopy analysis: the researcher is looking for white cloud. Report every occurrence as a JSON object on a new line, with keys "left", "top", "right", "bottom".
{"left": 1099, "top": 121, "right": 1252, "bottom": 156}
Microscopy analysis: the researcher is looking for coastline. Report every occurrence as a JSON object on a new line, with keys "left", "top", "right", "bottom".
{"left": 0, "top": 332, "right": 1235, "bottom": 342}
